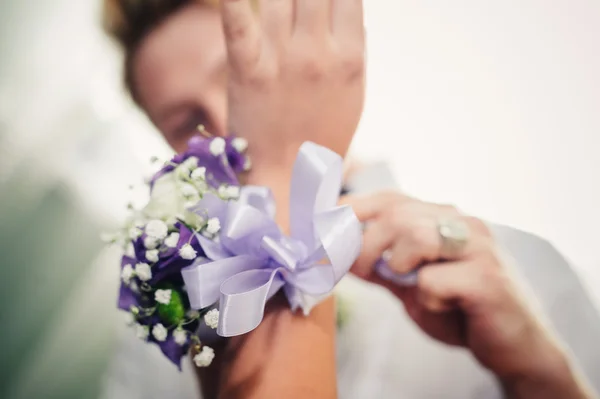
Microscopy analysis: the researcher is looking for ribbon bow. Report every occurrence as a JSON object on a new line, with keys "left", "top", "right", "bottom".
{"left": 181, "top": 142, "right": 362, "bottom": 337}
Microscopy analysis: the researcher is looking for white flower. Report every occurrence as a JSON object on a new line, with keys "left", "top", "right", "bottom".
{"left": 121, "top": 264, "right": 134, "bottom": 284}
{"left": 154, "top": 289, "right": 172, "bottom": 305}
{"left": 164, "top": 232, "right": 180, "bottom": 248}
{"left": 205, "top": 218, "right": 221, "bottom": 235}
{"left": 135, "top": 262, "right": 152, "bottom": 281}
{"left": 243, "top": 157, "right": 252, "bottom": 171}
{"left": 190, "top": 167, "right": 206, "bottom": 181}
{"left": 143, "top": 174, "right": 186, "bottom": 220}
{"left": 146, "top": 249, "right": 159, "bottom": 263}
{"left": 204, "top": 309, "right": 219, "bottom": 329}
{"left": 209, "top": 137, "right": 226, "bottom": 156}
{"left": 231, "top": 137, "right": 248, "bottom": 153}
{"left": 144, "top": 236, "right": 159, "bottom": 249}
{"left": 129, "top": 226, "right": 142, "bottom": 240}
{"left": 193, "top": 346, "right": 215, "bottom": 367}
{"left": 145, "top": 219, "right": 168, "bottom": 240}
{"left": 173, "top": 329, "right": 188, "bottom": 346}
{"left": 217, "top": 185, "right": 240, "bottom": 200}
{"left": 125, "top": 242, "right": 136, "bottom": 258}
{"left": 175, "top": 163, "right": 191, "bottom": 179}
{"left": 179, "top": 244, "right": 197, "bottom": 260}
{"left": 152, "top": 323, "right": 168, "bottom": 342}
{"left": 184, "top": 156, "right": 199, "bottom": 170}
{"left": 180, "top": 183, "right": 198, "bottom": 199}
{"left": 135, "top": 324, "right": 149, "bottom": 340}
{"left": 225, "top": 186, "right": 240, "bottom": 199}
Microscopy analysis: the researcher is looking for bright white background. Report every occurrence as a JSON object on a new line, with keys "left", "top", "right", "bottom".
{"left": 1, "top": 0, "right": 599, "bottom": 296}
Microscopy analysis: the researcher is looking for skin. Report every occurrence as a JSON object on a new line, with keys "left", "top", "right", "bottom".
{"left": 131, "top": 1, "right": 594, "bottom": 398}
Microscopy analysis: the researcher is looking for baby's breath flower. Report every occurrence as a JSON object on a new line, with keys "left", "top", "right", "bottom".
{"left": 135, "top": 324, "right": 149, "bottom": 340}
{"left": 129, "top": 226, "right": 142, "bottom": 240}
{"left": 194, "top": 346, "right": 215, "bottom": 367}
{"left": 152, "top": 323, "right": 168, "bottom": 342}
{"left": 165, "top": 217, "right": 178, "bottom": 228}
{"left": 164, "top": 232, "right": 180, "bottom": 248}
{"left": 125, "top": 242, "right": 136, "bottom": 258}
{"left": 184, "top": 156, "right": 199, "bottom": 169}
{"left": 231, "top": 137, "right": 248, "bottom": 153}
{"left": 179, "top": 244, "right": 197, "bottom": 260}
{"left": 146, "top": 249, "right": 159, "bottom": 263}
{"left": 135, "top": 262, "right": 152, "bottom": 281}
{"left": 173, "top": 328, "right": 188, "bottom": 346}
{"left": 204, "top": 309, "right": 219, "bottom": 329}
{"left": 243, "top": 157, "right": 252, "bottom": 171}
{"left": 154, "top": 289, "right": 172, "bottom": 305}
{"left": 205, "top": 218, "right": 221, "bottom": 235}
{"left": 225, "top": 186, "right": 240, "bottom": 199}
{"left": 144, "top": 236, "right": 159, "bottom": 250}
{"left": 146, "top": 220, "right": 168, "bottom": 240}
{"left": 180, "top": 183, "right": 198, "bottom": 198}
{"left": 121, "top": 264, "right": 134, "bottom": 284}
{"left": 175, "top": 164, "right": 191, "bottom": 180}
{"left": 209, "top": 137, "right": 226, "bottom": 156}
{"left": 191, "top": 167, "right": 206, "bottom": 181}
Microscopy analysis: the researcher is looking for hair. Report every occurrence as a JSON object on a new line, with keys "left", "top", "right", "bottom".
{"left": 103, "top": 0, "right": 215, "bottom": 101}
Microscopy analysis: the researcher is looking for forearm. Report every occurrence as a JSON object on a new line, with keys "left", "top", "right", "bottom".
{"left": 197, "top": 162, "right": 338, "bottom": 399}
{"left": 218, "top": 295, "right": 337, "bottom": 399}
{"left": 502, "top": 346, "right": 595, "bottom": 399}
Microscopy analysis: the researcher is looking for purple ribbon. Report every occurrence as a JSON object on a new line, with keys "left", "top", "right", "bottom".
{"left": 181, "top": 142, "right": 362, "bottom": 337}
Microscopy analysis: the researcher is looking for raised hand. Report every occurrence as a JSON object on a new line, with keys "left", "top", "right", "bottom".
{"left": 341, "top": 191, "right": 595, "bottom": 399}
{"left": 220, "top": 0, "right": 365, "bottom": 171}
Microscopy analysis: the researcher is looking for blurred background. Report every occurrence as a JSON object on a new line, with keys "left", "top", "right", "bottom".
{"left": 1, "top": 0, "right": 599, "bottom": 398}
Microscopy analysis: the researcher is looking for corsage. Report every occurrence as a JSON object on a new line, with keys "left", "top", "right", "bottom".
{"left": 104, "top": 130, "right": 361, "bottom": 369}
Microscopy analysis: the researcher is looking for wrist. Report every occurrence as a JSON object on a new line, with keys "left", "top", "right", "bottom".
{"left": 243, "top": 160, "right": 296, "bottom": 230}
{"left": 217, "top": 295, "right": 337, "bottom": 399}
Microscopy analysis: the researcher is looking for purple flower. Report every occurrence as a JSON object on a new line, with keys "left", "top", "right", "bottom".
{"left": 150, "top": 135, "right": 249, "bottom": 189}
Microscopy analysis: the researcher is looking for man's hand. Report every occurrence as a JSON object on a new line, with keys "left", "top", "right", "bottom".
{"left": 220, "top": 0, "right": 365, "bottom": 172}
{"left": 341, "top": 191, "right": 595, "bottom": 398}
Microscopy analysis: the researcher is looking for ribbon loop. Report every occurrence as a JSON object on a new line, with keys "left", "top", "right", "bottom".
{"left": 218, "top": 269, "right": 285, "bottom": 336}
{"left": 181, "top": 142, "right": 362, "bottom": 336}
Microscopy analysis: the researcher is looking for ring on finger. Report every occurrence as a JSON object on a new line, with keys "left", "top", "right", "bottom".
{"left": 437, "top": 217, "right": 470, "bottom": 259}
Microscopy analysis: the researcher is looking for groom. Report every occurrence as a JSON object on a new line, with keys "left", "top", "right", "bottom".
{"left": 101, "top": 0, "right": 600, "bottom": 397}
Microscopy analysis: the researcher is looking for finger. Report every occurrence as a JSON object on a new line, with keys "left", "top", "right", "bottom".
{"left": 417, "top": 261, "right": 504, "bottom": 312}
{"left": 386, "top": 216, "right": 486, "bottom": 274}
{"left": 339, "top": 192, "right": 412, "bottom": 222}
{"left": 351, "top": 218, "right": 395, "bottom": 278}
{"left": 260, "top": 0, "right": 293, "bottom": 45}
{"left": 294, "top": 0, "right": 331, "bottom": 35}
{"left": 331, "top": 0, "right": 364, "bottom": 40}
{"left": 417, "top": 290, "right": 454, "bottom": 313}
{"left": 385, "top": 216, "right": 439, "bottom": 274}
{"left": 220, "top": 0, "right": 261, "bottom": 73}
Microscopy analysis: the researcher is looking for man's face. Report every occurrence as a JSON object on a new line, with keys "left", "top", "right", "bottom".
{"left": 133, "top": 4, "right": 227, "bottom": 153}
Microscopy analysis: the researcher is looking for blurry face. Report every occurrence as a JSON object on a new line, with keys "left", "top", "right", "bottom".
{"left": 132, "top": 4, "right": 226, "bottom": 153}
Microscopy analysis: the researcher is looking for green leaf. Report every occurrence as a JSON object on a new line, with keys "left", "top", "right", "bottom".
{"left": 157, "top": 289, "right": 185, "bottom": 326}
